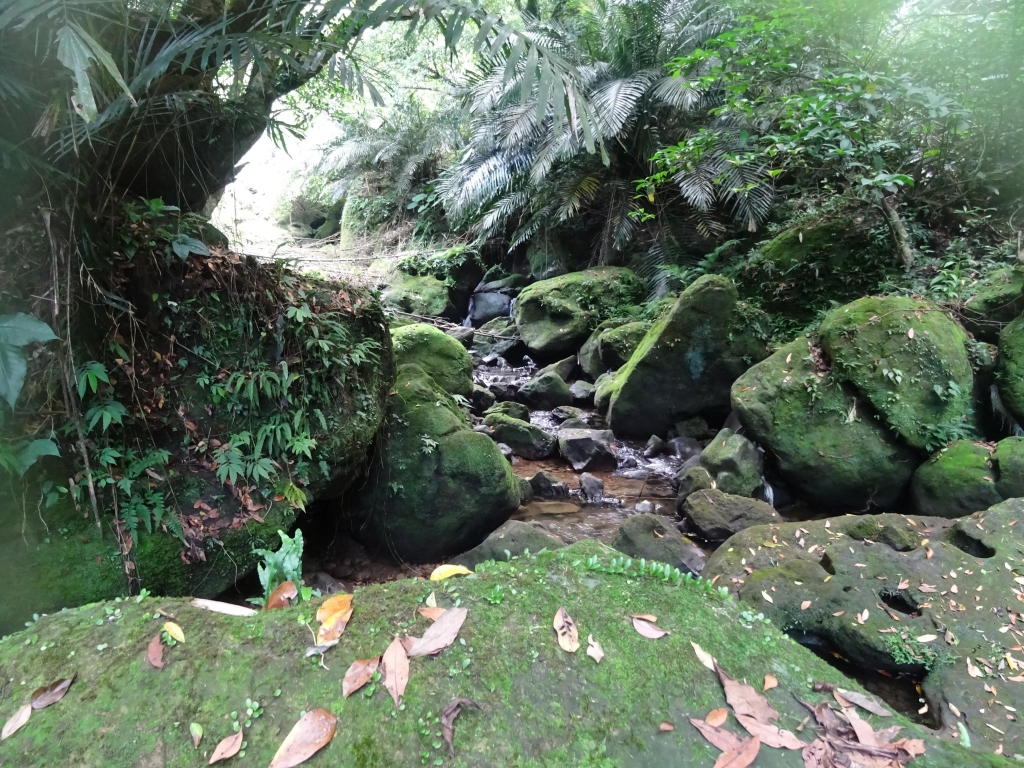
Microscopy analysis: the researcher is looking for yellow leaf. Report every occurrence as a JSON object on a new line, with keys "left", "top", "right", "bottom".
{"left": 163, "top": 621, "right": 185, "bottom": 643}
{"left": 316, "top": 593, "right": 353, "bottom": 624}
{"left": 429, "top": 564, "right": 472, "bottom": 581}
{"left": 690, "top": 641, "right": 716, "bottom": 671}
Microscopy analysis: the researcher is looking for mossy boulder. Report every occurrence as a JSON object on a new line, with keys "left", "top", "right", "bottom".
{"left": 704, "top": 503, "right": 1024, "bottom": 753}
{"left": 818, "top": 296, "right": 975, "bottom": 451}
{"left": 482, "top": 412, "right": 557, "bottom": 460}
{"left": 697, "top": 428, "right": 763, "bottom": 497}
{"left": 593, "top": 371, "right": 616, "bottom": 413}
{"left": 472, "top": 317, "right": 524, "bottom": 360}
{"left": 0, "top": 538, "right": 987, "bottom": 766}
{"left": 382, "top": 271, "right": 455, "bottom": 318}
{"left": 483, "top": 401, "right": 530, "bottom": 422}
{"left": 962, "top": 267, "right": 1024, "bottom": 342}
{"left": 993, "top": 436, "right": 1024, "bottom": 498}
{"left": 598, "top": 321, "right": 649, "bottom": 371}
{"left": 910, "top": 440, "right": 1001, "bottom": 518}
{"left": 611, "top": 515, "right": 707, "bottom": 575}
{"left": 996, "top": 315, "right": 1024, "bottom": 423}
{"left": 512, "top": 267, "right": 646, "bottom": 360}
{"left": 450, "top": 520, "right": 564, "bottom": 568}
{"left": 519, "top": 370, "right": 572, "bottom": 410}
{"left": 680, "top": 488, "right": 779, "bottom": 543}
{"left": 538, "top": 355, "right": 577, "bottom": 382}
{"left": 350, "top": 364, "right": 521, "bottom": 562}
{"left": 391, "top": 323, "right": 473, "bottom": 397}
{"left": 606, "top": 275, "right": 766, "bottom": 439}
{"left": 731, "top": 338, "right": 920, "bottom": 510}
{"left": 577, "top": 320, "right": 624, "bottom": 381}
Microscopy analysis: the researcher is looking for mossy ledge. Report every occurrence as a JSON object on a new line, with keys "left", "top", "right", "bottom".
{"left": 0, "top": 540, "right": 992, "bottom": 767}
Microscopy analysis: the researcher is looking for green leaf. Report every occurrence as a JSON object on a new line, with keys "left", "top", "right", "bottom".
{"left": 0, "top": 343, "right": 28, "bottom": 409}
{"left": 69, "top": 22, "right": 135, "bottom": 104}
{"left": 0, "top": 313, "right": 58, "bottom": 347}
{"left": 15, "top": 439, "right": 60, "bottom": 477}
{"left": 171, "top": 235, "right": 210, "bottom": 261}
{"left": 56, "top": 25, "right": 99, "bottom": 122}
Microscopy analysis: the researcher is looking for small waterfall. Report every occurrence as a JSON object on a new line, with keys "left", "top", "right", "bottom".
{"left": 990, "top": 384, "right": 1024, "bottom": 436}
{"left": 462, "top": 296, "right": 474, "bottom": 327}
{"left": 761, "top": 477, "right": 775, "bottom": 507}
{"left": 508, "top": 297, "right": 516, "bottom": 318}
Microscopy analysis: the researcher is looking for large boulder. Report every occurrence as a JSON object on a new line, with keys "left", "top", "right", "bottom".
{"left": 695, "top": 428, "right": 763, "bottom": 497}
{"left": 577, "top": 320, "right": 624, "bottom": 381}
{"left": 997, "top": 315, "right": 1024, "bottom": 423}
{"left": 512, "top": 267, "right": 645, "bottom": 360}
{"left": 450, "top": 519, "right": 564, "bottom": 568}
{"left": 611, "top": 514, "right": 706, "bottom": 575}
{"left": 732, "top": 338, "right": 920, "bottom": 510}
{"left": 483, "top": 401, "right": 530, "bottom": 422}
{"left": 391, "top": 322, "right": 473, "bottom": 397}
{"left": 381, "top": 271, "right": 454, "bottom": 318}
{"left": 962, "top": 266, "right": 1024, "bottom": 342}
{"left": 519, "top": 370, "right": 572, "bottom": 410}
{"left": 681, "top": 488, "right": 779, "bottom": 542}
{"left": 994, "top": 436, "right": 1024, "bottom": 498}
{"left": 818, "top": 295, "right": 975, "bottom": 451}
{"left": 469, "top": 291, "right": 511, "bottom": 325}
{"left": 472, "top": 317, "right": 524, "bottom": 360}
{"left": 482, "top": 412, "right": 557, "bottom": 459}
{"left": 0, "top": 539, "right": 980, "bottom": 765}
{"left": 910, "top": 440, "right": 1001, "bottom": 518}
{"left": 557, "top": 428, "right": 618, "bottom": 472}
{"left": 597, "top": 321, "right": 649, "bottom": 370}
{"left": 351, "top": 364, "right": 521, "bottom": 562}
{"left": 606, "top": 275, "right": 766, "bottom": 438}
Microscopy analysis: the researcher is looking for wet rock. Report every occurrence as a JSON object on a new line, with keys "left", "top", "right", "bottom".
{"left": 382, "top": 272, "right": 455, "bottom": 318}
{"left": 680, "top": 488, "right": 779, "bottom": 543}
{"left": 597, "top": 321, "right": 649, "bottom": 370}
{"left": 643, "top": 435, "right": 667, "bottom": 458}
{"left": 674, "top": 465, "right": 714, "bottom": 501}
{"left": 450, "top": 520, "right": 564, "bottom": 569}
{"left": 578, "top": 320, "right": 624, "bottom": 381}
{"left": 558, "top": 428, "right": 618, "bottom": 472}
{"left": 674, "top": 416, "right": 712, "bottom": 440}
{"left": 519, "top": 370, "right": 572, "bottom": 410}
{"left": 446, "top": 325, "right": 475, "bottom": 348}
{"left": 611, "top": 514, "right": 706, "bottom": 575}
{"left": 668, "top": 436, "right": 701, "bottom": 461}
{"left": 962, "top": 266, "right": 1024, "bottom": 342}
{"left": 473, "top": 317, "right": 525, "bottom": 360}
{"left": 997, "top": 316, "right": 1024, "bottom": 423}
{"left": 538, "top": 355, "right": 577, "bottom": 382}
{"left": 498, "top": 443, "right": 514, "bottom": 462}
{"left": 482, "top": 412, "right": 557, "bottom": 459}
{"left": 593, "top": 371, "right": 616, "bottom": 413}
{"left": 579, "top": 473, "right": 604, "bottom": 503}
{"left": 392, "top": 322, "right": 473, "bottom": 397}
{"left": 606, "top": 275, "right": 766, "bottom": 438}
{"left": 516, "top": 475, "right": 533, "bottom": 503}
{"left": 487, "top": 380, "right": 519, "bottom": 401}
{"left": 994, "top": 436, "right": 1024, "bottom": 498}
{"left": 559, "top": 418, "right": 590, "bottom": 430}
{"left": 469, "top": 291, "right": 511, "bottom": 326}
{"left": 484, "top": 401, "right": 530, "bottom": 422}
{"left": 476, "top": 272, "right": 530, "bottom": 295}
{"left": 569, "top": 380, "right": 595, "bottom": 405}
{"left": 529, "top": 471, "right": 570, "bottom": 499}
{"left": 471, "top": 384, "right": 496, "bottom": 412}
{"left": 910, "top": 440, "right": 1001, "bottom": 518}
{"left": 695, "top": 429, "right": 762, "bottom": 497}
{"left": 551, "top": 405, "right": 587, "bottom": 422}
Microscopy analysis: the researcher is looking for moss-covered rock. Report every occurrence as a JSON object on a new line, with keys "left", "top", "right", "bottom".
{"left": 697, "top": 428, "right": 763, "bottom": 497}
{"left": 381, "top": 271, "right": 455, "bottom": 318}
{"left": 593, "top": 371, "right": 616, "bottom": 413}
{"left": 512, "top": 267, "right": 646, "bottom": 360}
{"left": 962, "top": 267, "right": 1024, "bottom": 342}
{"left": 350, "top": 364, "right": 521, "bottom": 562}
{"left": 472, "top": 317, "right": 523, "bottom": 360}
{"left": 910, "top": 440, "right": 1001, "bottom": 518}
{"left": 537, "top": 355, "right": 577, "bottom": 382}
{"left": 731, "top": 338, "right": 920, "bottom": 510}
{"left": 704, "top": 503, "right": 1024, "bottom": 753}
{"left": 0, "top": 539, "right": 987, "bottom": 766}
{"left": 598, "top": 321, "right": 649, "bottom": 371}
{"left": 483, "top": 401, "right": 530, "bottom": 422}
{"left": 450, "top": 520, "right": 564, "bottom": 568}
{"left": 993, "top": 436, "right": 1024, "bottom": 498}
{"left": 577, "top": 320, "right": 624, "bottom": 381}
{"left": 611, "top": 515, "right": 708, "bottom": 575}
{"left": 818, "top": 296, "right": 975, "bottom": 451}
{"left": 680, "top": 488, "right": 780, "bottom": 543}
{"left": 391, "top": 323, "right": 473, "bottom": 397}
{"left": 482, "top": 413, "right": 557, "bottom": 460}
{"left": 519, "top": 370, "right": 572, "bottom": 410}
{"left": 996, "top": 315, "right": 1024, "bottom": 423}
{"left": 607, "top": 275, "right": 766, "bottom": 438}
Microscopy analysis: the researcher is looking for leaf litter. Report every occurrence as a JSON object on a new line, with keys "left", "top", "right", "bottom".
{"left": 147, "top": 635, "right": 164, "bottom": 669}
{"left": 409, "top": 607, "right": 467, "bottom": 657}
{"left": 441, "top": 698, "right": 480, "bottom": 756}
{"left": 208, "top": 729, "right": 243, "bottom": 764}
{"left": 268, "top": 708, "right": 337, "bottom": 768}
{"left": 632, "top": 616, "right": 669, "bottom": 639}
{"left": 31, "top": 676, "right": 75, "bottom": 710}
{"left": 381, "top": 635, "right": 410, "bottom": 705}
{"left": 342, "top": 657, "right": 380, "bottom": 698}
{"left": 1, "top": 705, "right": 31, "bottom": 741}
{"left": 553, "top": 607, "right": 580, "bottom": 652}
{"left": 586, "top": 634, "right": 604, "bottom": 663}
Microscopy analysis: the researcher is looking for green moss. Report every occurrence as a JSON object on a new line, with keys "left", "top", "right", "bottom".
{"left": 391, "top": 323, "right": 474, "bottom": 397}
{"left": 994, "top": 436, "right": 1024, "bottom": 498}
{"left": 0, "top": 539, "right": 991, "bottom": 767}
{"left": 482, "top": 413, "right": 557, "bottom": 460}
{"left": 597, "top": 322, "right": 649, "bottom": 370}
{"left": 381, "top": 272, "right": 454, "bottom": 318}
{"left": 910, "top": 440, "right": 1001, "bottom": 518}
{"left": 997, "top": 315, "right": 1024, "bottom": 422}
{"left": 578, "top": 320, "right": 624, "bottom": 381}
{"left": 962, "top": 267, "right": 1024, "bottom": 342}
{"left": 483, "top": 401, "right": 530, "bottom": 422}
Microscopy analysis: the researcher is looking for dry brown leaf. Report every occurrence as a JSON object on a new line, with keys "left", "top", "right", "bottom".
{"left": 897, "top": 578, "right": 910, "bottom": 590}
{"left": 586, "top": 635, "right": 604, "bottom": 663}
{"left": 418, "top": 606, "right": 446, "bottom": 622}
{"left": 763, "top": 674, "right": 778, "bottom": 692}
{"left": 1, "top": 704, "right": 31, "bottom": 741}
{"left": 689, "top": 718, "right": 744, "bottom": 752}
{"left": 632, "top": 616, "right": 669, "bottom": 639}
{"left": 800, "top": 600, "right": 812, "bottom": 611}
{"left": 409, "top": 607, "right": 467, "bottom": 657}
{"left": 716, "top": 664, "right": 779, "bottom": 724}
{"left": 553, "top": 607, "right": 580, "bottom": 652}
{"left": 266, "top": 580, "right": 298, "bottom": 610}
{"left": 399, "top": 636, "right": 418, "bottom": 654}
{"left": 30, "top": 676, "right": 75, "bottom": 710}
{"left": 691, "top": 641, "right": 716, "bottom": 670}
{"left": 268, "top": 708, "right": 337, "bottom": 768}
{"left": 315, "top": 594, "right": 353, "bottom": 624}
{"left": 190, "top": 598, "right": 257, "bottom": 617}
{"left": 843, "top": 707, "right": 877, "bottom": 747}
{"left": 659, "top": 721, "right": 675, "bottom": 732}
{"left": 631, "top": 613, "right": 658, "bottom": 622}
{"left": 441, "top": 698, "right": 480, "bottom": 757}
{"left": 713, "top": 735, "right": 760, "bottom": 768}
{"left": 967, "top": 658, "right": 983, "bottom": 678}
{"left": 342, "top": 657, "right": 380, "bottom": 698}
{"left": 316, "top": 607, "right": 353, "bottom": 647}
{"left": 734, "top": 713, "right": 805, "bottom": 750}
{"left": 835, "top": 688, "right": 891, "bottom": 717}
{"left": 382, "top": 635, "right": 410, "bottom": 706}
{"left": 832, "top": 689, "right": 854, "bottom": 708}
{"left": 706, "top": 708, "right": 728, "bottom": 727}
{"left": 208, "top": 729, "right": 243, "bottom": 764}
{"left": 811, "top": 681, "right": 836, "bottom": 693}
{"left": 891, "top": 738, "right": 925, "bottom": 757}
{"left": 147, "top": 635, "right": 164, "bottom": 669}
{"left": 832, "top": 611, "right": 845, "bottom": 617}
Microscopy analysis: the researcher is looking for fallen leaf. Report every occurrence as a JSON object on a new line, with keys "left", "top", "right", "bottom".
{"left": 631, "top": 613, "right": 658, "bottom": 622}
{"left": 949, "top": 702, "right": 961, "bottom": 717}
{"left": 856, "top": 609, "right": 869, "bottom": 625}
{"left": 342, "top": 656, "right": 380, "bottom": 698}
{"left": 190, "top": 722, "right": 203, "bottom": 748}
{"left": 409, "top": 607, "right": 468, "bottom": 657}
{"left": 425, "top": 591, "right": 437, "bottom": 608}
{"left": 908, "top": 328, "right": 915, "bottom": 339}
{"left": 399, "top": 636, "right": 418, "bottom": 654}
{"left": 552, "top": 607, "right": 581, "bottom": 652}
{"left": 706, "top": 708, "right": 728, "bottom": 727}
{"left": 163, "top": 621, "right": 186, "bottom": 643}
{"left": 316, "top": 607, "right": 353, "bottom": 647}
{"left": 916, "top": 634, "right": 937, "bottom": 643}
{"left": 190, "top": 598, "right": 257, "bottom": 617}
{"left": 690, "top": 718, "right": 744, "bottom": 752}
{"left": 586, "top": 635, "right": 604, "bottom": 663}
{"left": 761, "top": 590, "right": 774, "bottom": 604}
{"left": 266, "top": 580, "right": 298, "bottom": 610}
{"left": 692, "top": 641, "right": 716, "bottom": 670}
{"left": 268, "top": 708, "right": 337, "bottom": 768}
{"left": 382, "top": 635, "right": 409, "bottom": 706}
{"left": 429, "top": 564, "right": 472, "bottom": 581}
{"left": 897, "top": 578, "right": 910, "bottom": 590}
{"left": 843, "top": 707, "right": 877, "bottom": 747}
{"left": 209, "top": 729, "right": 243, "bottom": 764}
{"left": 441, "top": 698, "right": 480, "bottom": 756}
{"left": 734, "top": 713, "right": 805, "bottom": 749}
{"left": 315, "top": 593, "right": 353, "bottom": 623}
{"left": 31, "top": 676, "right": 75, "bottom": 710}
{"left": 716, "top": 664, "right": 779, "bottom": 724}
{"left": 713, "top": 735, "right": 760, "bottom": 768}
{"left": 659, "top": 721, "right": 675, "bottom": 732}
{"left": 763, "top": 674, "right": 778, "bottom": 692}
{"left": 832, "top": 611, "right": 845, "bottom": 617}
{"left": 1, "top": 704, "right": 31, "bottom": 741}
{"left": 147, "top": 635, "right": 164, "bottom": 669}
{"left": 967, "top": 658, "right": 983, "bottom": 679}
{"left": 836, "top": 688, "right": 891, "bottom": 717}
{"left": 812, "top": 681, "right": 836, "bottom": 693}
{"left": 800, "top": 601, "right": 812, "bottom": 611}
{"left": 417, "top": 606, "right": 446, "bottom": 622}
{"left": 892, "top": 738, "right": 926, "bottom": 757}
{"left": 632, "top": 616, "right": 669, "bottom": 639}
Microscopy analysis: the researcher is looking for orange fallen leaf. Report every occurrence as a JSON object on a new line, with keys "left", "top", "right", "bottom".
{"left": 31, "top": 676, "right": 75, "bottom": 710}
{"left": 147, "top": 635, "right": 164, "bottom": 669}
{"left": 418, "top": 606, "right": 446, "bottom": 622}
{"left": 409, "top": 607, "right": 468, "bottom": 657}
{"left": 382, "top": 635, "right": 409, "bottom": 706}
{"left": 209, "top": 729, "right": 243, "bottom": 764}
{"left": 315, "top": 593, "right": 353, "bottom": 623}
{"left": 763, "top": 674, "right": 778, "bottom": 692}
{"left": 713, "top": 735, "right": 760, "bottom": 768}
{"left": 659, "top": 721, "right": 675, "bottom": 732}
{"left": 342, "top": 657, "right": 380, "bottom": 698}
{"left": 268, "top": 708, "right": 337, "bottom": 768}
{"left": 266, "top": 580, "right": 298, "bottom": 610}
{"left": 553, "top": 607, "right": 580, "bottom": 653}
{"left": 706, "top": 708, "right": 728, "bottom": 727}
{"left": 1, "top": 704, "right": 31, "bottom": 741}
{"left": 897, "top": 578, "right": 910, "bottom": 590}
{"left": 832, "top": 611, "right": 845, "bottom": 617}
{"left": 690, "top": 717, "right": 743, "bottom": 752}
{"left": 317, "top": 607, "right": 353, "bottom": 647}
{"left": 633, "top": 616, "right": 669, "bottom": 639}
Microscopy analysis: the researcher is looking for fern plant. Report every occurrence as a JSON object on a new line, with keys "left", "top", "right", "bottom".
{"left": 253, "top": 529, "right": 305, "bottom": 606}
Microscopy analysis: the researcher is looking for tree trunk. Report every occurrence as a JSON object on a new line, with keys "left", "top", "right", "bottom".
{"left": 881, "top": 198, "right": 915, "bottom": 268}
